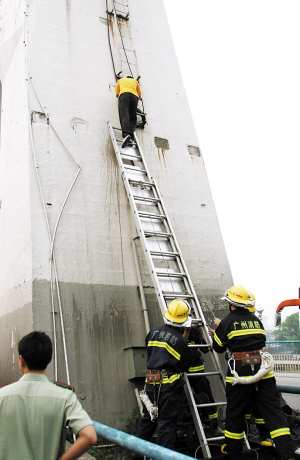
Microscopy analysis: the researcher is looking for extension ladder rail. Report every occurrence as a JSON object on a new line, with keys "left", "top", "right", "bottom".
{"left": 108, "top": 122, "right": 228, "bottom": 458}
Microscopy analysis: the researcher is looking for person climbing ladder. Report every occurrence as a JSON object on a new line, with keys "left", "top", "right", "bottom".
{"left": 115, "top": 76, "right": 141, "bottom": 148}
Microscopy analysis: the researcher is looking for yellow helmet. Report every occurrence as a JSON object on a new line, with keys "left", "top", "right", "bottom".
{"left": 164, "top": 300, "right": 190, "bottom": 324}
{"left": 247, "top": 291, "right": 256, "bottom": 312}
{"left": 221, "top": 285, "right": 255, "bottom": 308}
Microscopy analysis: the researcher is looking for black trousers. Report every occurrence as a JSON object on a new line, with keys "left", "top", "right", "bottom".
{"left": 118, "top": 92, "right": 138, "bottom": 138}
{"left": 135, "top": 386, "right": 184, "bottom": 450}
{"left": 225, "top": 367, "right": 294, "bottom": 460}
{"left": 245, "top": 401, "right": 270, "bottom": 439}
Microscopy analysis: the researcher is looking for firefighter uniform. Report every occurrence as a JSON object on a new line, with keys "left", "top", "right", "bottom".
{"left": 135, "top": 323, "right": 191, "bottom": 450}
{"left": 187, "top": 326, "right": 218, "bottom": 423}
{"left": 213, "top": 307, "right": 294, "bottom": 460}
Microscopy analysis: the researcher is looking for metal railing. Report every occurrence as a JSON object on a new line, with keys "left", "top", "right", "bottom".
{"left": 92, "top": 420, "right": 194, "bottom": 460}
{"left": 272, "top": 354, "right": 300, "bottom": 372}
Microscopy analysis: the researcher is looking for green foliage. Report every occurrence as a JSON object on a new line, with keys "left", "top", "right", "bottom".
{"left": 274, "top": 312, "right": 300, "bottom": 353}
{"left": 274, "top": 312, "right": 300, "bottom": 340}
{"left": 125, "top": 407, "right": 142, "bottom": 435}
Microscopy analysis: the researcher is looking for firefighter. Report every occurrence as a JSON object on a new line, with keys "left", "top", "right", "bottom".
{"left": 185, "top": 325, "right": 220, "bottom": 433}
{"left": 208, "top": 285, "right": 295, "bottom": 460}
{"left": 135, "top": 299, "right": 191, "bottom": 451}
{"left": 115, "top": 76, "right": 141, "bottom": 148}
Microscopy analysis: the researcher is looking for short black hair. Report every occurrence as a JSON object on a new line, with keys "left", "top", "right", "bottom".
{"left": 18, "top": 331, "right": 52, "bottom": 371}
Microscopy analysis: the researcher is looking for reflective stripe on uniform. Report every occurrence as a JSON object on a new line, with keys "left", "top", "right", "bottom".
{"left": 147, "top": 373, "right": 181, "bottom": 385}
{"left": 270, "top": 427, "right": 291, "bottom": 439}
{"left": 255, "top": 418, "right": 265, "bottom": 425}
{"left": 227, "top": 328, "right": 265, "bottom": 340}
{"left": 188, "top": 365, "right": 204, "bottom": 372}
{"left": 209, "top": 412, "right": 218, "bottom": 420}
{"left": 224, "top": 429, "right": 244, "bottom": 440}
{"left": 148, "top": 341, "right": 181, "bottom": 360}
{"left": 262, "top": 371, "right": 275, "bottom": 379}
{"left": 214, "top": 333, "right": 224, "bottom": 347}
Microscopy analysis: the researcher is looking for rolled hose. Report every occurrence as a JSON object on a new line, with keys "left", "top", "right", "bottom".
{"left": 139, "top": 390, "right": 158, "bottom": 421}
{"left": 231, "top": 352, "right": 274, "bottom": 385}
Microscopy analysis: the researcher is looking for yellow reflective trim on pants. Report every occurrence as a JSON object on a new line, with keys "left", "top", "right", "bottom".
{"left": 148, "top": 341, "right": 180, "bottom": 360}
{"left": 227, "top": 328, "right": 265, "bottom": 339}
{"left": 262, "top": 371, "right": 275, "bottom": 379}
{"left": 188, "top": 365, "right": 204, "bottom": 372}
{"left": 270, "top": 427, "right": 291, "bottom": 439}
{"left": 214, "top": 333, "right": 223, "bottom": 347}
{"left": 255, "top": 418, "right": 265, "bottom": 425}
{"left": 147, "top": 373, "right": 181, "bottom": 385}
{"left": 224, "top": 430, "right": 244, "bottom": 440}
{"left": 209, "top": 412, "right": 218, "bottom": 420}
{"left": 245, "top": 414, "right": 251, "bottom": 420}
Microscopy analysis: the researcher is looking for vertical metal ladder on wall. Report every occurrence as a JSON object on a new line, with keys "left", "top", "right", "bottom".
{"left": 107, "top": 0, "right": 138, "bottom": 78}
{"left": 108, "top": 122, "right": 227, "bottom": 458}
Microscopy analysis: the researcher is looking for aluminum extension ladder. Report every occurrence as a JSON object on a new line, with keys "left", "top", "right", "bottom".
{"left": 108, "top": 122, "right": 227, "bottom": 458}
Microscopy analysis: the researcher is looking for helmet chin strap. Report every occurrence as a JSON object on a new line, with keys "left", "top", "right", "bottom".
{"left": 163, "top": 316, "right": 191, "bottom": 328}
{"left": 163, "top": 317, "right": 183, "bottom": 328}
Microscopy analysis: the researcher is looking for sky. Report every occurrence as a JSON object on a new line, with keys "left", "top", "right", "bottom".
{"left": 163, "top": 1, "right": 300, "bottom": 329}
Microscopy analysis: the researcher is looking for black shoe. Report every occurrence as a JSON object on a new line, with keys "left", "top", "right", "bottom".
{"left": 122, "top": 135, "right": 130, "bottom": 148}
{"left": 127, "top": 137, "right": 136, "bottom": 146}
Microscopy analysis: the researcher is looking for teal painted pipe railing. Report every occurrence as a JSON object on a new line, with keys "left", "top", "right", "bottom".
{"left": 277, "top": 385, "right": 300, "bottom": 394}
{"left": 266, "top": 341, "right": 300, "bottom": 343}
{"left": 92, "top": 420, "right": 194, "bottom": 460}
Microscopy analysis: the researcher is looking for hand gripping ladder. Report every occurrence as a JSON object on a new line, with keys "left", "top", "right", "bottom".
{"left": 108, "top": 122, "right": 229, "bottom": 457}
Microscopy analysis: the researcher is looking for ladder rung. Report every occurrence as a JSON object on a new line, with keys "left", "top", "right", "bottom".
{"left": 123, "top": 165, "right": 147, "bottom": 173}
{"left": 129, "top": 179, "right": 153, "bottom": 187}
{"left": 163, "top": 292, "right": 194, "bottom": 299}
{"left": 121, "top": 153, "right": 142, "bottom": 160}
{"left": 150, "top": 251, "right": 179, "bottom": 258}
{"left": 138, "top": 212, "right": 166, "bottom": 220}
{"left": 196, "top": 401, "right": 227, "bottom": 408}
{"left": 188, "top": 344, "right": 209, "bottom": 349}
{"left": 117, "top": 19, "right": 130, "bottom": 25}
{"left": 121, "top": 59, "right": 137, "bottom": 66}
{"left": 186, "top": 371, "right": 221, "bottom": 377}
{"left": 206, "top": 435, "right": 225, "bottom": 442}
{"left": 120, "top": 47, "right": 134, "bottom": 53}
{"left": 156, "top": 271, "right": 186, "bottom": 278}
{"left": 114, "top": 1, "right": 129, "bottom": 6}
{"left": 133, "top": 195, "right": 160, "bottom": 204}
{"left": 144, "top": 231, "right": 172, "bottom": 238}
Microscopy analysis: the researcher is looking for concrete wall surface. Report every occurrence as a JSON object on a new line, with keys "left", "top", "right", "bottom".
{"left": 0, "top": 0, "right": 232, "bottom": 428}
{"left": 0, "top": 0, "right": 33, "bottom": 382}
